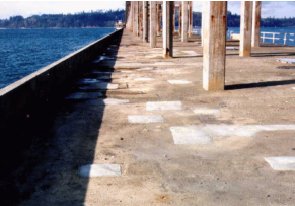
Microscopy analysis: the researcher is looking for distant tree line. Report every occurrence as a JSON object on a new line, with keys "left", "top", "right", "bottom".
{"left": 0, "top": 10, "right": 294, "bottom": 28}
{"left": 193, "top": 11, "right": 295, "bottom": 27}
{"left": 0, "top": 10, "right": 125, "bottom": 28}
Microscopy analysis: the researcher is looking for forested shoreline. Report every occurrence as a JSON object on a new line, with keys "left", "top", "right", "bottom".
{"left": 0, "top": 10, "right": 294, "bottom": 28}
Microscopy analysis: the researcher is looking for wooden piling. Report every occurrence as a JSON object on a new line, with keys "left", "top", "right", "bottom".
{"left": 203, "top": 2, "right": 227, "bottom": 91}
{"left": 240, "top": 1, "right": 253, "bottom": 57}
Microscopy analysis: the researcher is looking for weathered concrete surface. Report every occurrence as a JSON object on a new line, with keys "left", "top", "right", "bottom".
{"left": 16, "top": 30, "right": 295, "bottom": 206}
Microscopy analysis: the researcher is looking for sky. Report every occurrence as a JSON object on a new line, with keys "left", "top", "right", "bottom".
{"left": 0, "top": 1, "right": 294, "bottom": 19}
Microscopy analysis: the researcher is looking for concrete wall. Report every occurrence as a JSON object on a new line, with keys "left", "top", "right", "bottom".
{"left": 0, "top": 29, "right": 123, "bottom": 129}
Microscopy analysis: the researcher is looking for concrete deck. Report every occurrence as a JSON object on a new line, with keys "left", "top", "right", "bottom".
{"left": 18, "top": 30, "right": 295, "bottom": 205}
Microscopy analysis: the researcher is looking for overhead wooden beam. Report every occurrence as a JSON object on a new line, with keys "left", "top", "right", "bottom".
{"left": 239, "top": 1, "right": 253, "bottom": 57}
{"left": 203, "top": 1, "right": 227, "bottom": 91}
{"left": 251, "top": 1, "right": 262, "bottom": 47}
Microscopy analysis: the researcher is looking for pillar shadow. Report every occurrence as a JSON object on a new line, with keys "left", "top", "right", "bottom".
{"left": 0, "top": 31, "right": 123, "bottom": 205}
{"left": 225, "top": 79, "right": 295, "bottom": 90}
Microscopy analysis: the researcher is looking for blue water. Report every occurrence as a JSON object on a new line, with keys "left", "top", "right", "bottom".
{"left": 0, "top": 27, "right": 115, "bottom": 89}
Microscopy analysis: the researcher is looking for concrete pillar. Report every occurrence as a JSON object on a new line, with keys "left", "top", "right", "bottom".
{"left": 150, "top": 1, "right": 157, "bottom": 48}
{"left": 201, "top": 4, "right": 205, "bottom": 46}
{"left": 189, "top": 1, "right": 193, "bottom": 38}
{"left": 173, "top": 4, "right": 176, "bottom": 33}
{"left": 129, "top": 1, "right": 134, "bottom": 31}
{"left": 181, "top": 1, "right": 189, "bottom": 42}
{"left": 178, "top": 4, "right": 182, "bottom": 36}
{"left": 136, "top": 1, "right": 140, "bottom": 37}
{"left": 203, "top": 2, "right": 227, "bottom": 91}
{"left": 239, "top": 1, "right": 253, "bottom": 57}
{"left": 157, "top": 3, "right": 162, "bottom": 37}
{"left": 143, "top": 1, "right": 148, "bottom": 42}
{"left": 138, "top": 1, "right": 143, "bottom": 38}
{"left": 162, "top": 1, "right": 174, "bottom": 58}
{"left": 133, "top": 1, "right": 137, "bottom": 35}
{"left": 251, "top": 1, "right": 261, "bottom": 47}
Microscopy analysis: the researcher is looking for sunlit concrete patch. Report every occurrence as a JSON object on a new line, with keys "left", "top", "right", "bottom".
{"left": 226, "top": 46, "right": 238, "bottom": 50}
{"left": 79, "top": 164, "right": 121, "bottom": 177}
{"left": 146, "top": 101, "right": 182, "bottom": 111}
{"left": 168, "top": 80, "right": 192, "bottom": 85}
{"left": 277, "top": 58, "right": 295, "bottom": 64}
{"left": 65, "top": 92, "right": 102, "bottom": 100}
{"left": 182, "top": 51, "right": 199, "bottom": 56}
{"left": 201, "top": 124, "right": 295, "bottom": 138}
{"left": 264, "top": 157, "right": 295, "bottom": 170}
{"left": 170, "top": 126, "right": 212, "bottom": 145}
{"left": 79, "top": 82, "right": 119, "bottom": 90}
{"left": 98, "top": 98, "right": 129, "bottom": 106}
{"left": 128, "top": 115, "right": 164, "bottom": 124}
{"left": 170, "top": 124, "right": 295, "bottom": 144}
{"left": 193, "top": 108, "right": 220, "bottom": 116}
{"left": 134, "top": 77, "right": 154, "bottom": 81}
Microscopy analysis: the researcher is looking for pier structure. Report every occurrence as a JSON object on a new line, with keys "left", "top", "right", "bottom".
{"left": 126, "top": 1, "right": 265, "bottom": 91}
{"left": 1, "top": 1, "right": 295, "bottom": 205}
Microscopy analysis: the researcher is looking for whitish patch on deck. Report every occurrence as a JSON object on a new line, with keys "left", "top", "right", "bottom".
{"left": 292, "top": 87, "right": 295, "bottom": 90}
{"left": 128, "top": 115, "right": 164, "bottom": 123}
{"left": 99, "top": 98, "right": 129, "bottom": 105}
{"left": 193, "top": 108, "right": 220, "bottom": 116}
{"left": 146, "top": 101, "right": 182, "bottom": 111}
{"left": 134, "top": 77, "right": 154, "bottom": 81}
{"left": 79, "top": 82, "right": 119, "bottom": 90}
{"left": 79, "top": 164, "right": 121, "bottom": 177}
{"left": 265, "top": 157, "right": 295, "bottom": 170}
{"left": 168, "top": 80, "right": 192, "bottom": 85}
{"left": 277, "top": 58, "right": 295, "bottom": 64}
{"left": 170, "top": 124, "right": 295, "bottom": 144}
{"left": 170, "top": 126, "right": 212, "bottom": 144}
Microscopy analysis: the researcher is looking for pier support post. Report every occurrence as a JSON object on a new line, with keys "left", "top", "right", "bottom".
{"left": 162, "top": 1, "right": 174, "bottom": 58}
{"left": 128, "top": 1, "right": 134, "bottom": 31}
{"left": 203, "top": 1, "right": 227, "bottom": 91}
{"left": 251, "top": 1, "right": 261, "bottom": 47}
{"left": 181, "top": 1, "right": 189, "bottom": 42}
{"left": 189, "top": 1, "right": 193, "bottom": 38}
{"left": 201, "top": 4, "right": 205, "bottom": 46}
{"left": 132, "top": 1, "right": 139, "bottom": 36}
{"left": 178, "top": 3, "right": 182, "bottom": 37}
{"left": 143, "top": 1, "right": 148, "bottom": 43}
{"left": 138, "top": 1, "right": 143, "bottom": 38}
{"left": 239, "top": 1, "right": 253, "bottom": 57}
{"left": 150, "top": 1, "right": 157, "bottom": 48}
{"left": 157, "top": 3, "right": 162, "bottom": 37}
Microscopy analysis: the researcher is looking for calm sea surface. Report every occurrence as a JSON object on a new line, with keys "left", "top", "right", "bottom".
{"left": 0, "top": 27, "right": 115, "bottom": 89}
